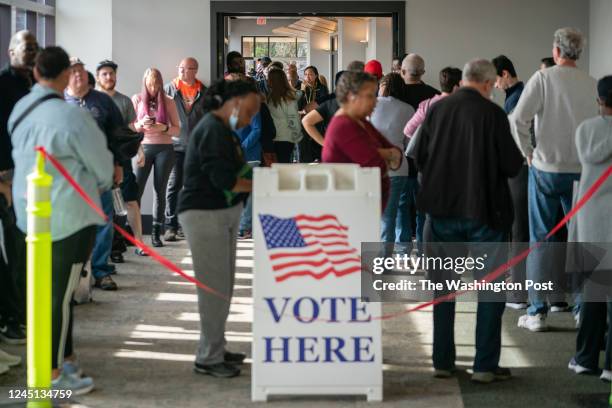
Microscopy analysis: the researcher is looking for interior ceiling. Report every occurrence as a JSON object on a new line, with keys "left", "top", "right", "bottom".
{"left": 231, "top": 16, "right": 373, "bottom": 38}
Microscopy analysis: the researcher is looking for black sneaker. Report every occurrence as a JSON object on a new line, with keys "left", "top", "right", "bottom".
{"left": 224, "top": 351, "right": 246, "bottom": 365}
{"left": 194, "top": 362, "right": 240, "bottom": 378}
{"left": 94, "top": 276, "right": 118, "bottom": 291}
{"left": 110, "top": 251, "right": 124, "bottom": 264}
{"left": 0, "top": 321, "right": 26, "bottom": 345}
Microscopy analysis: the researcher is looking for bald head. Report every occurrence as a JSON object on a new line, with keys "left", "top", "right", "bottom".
{"left": 178, "top": 57, "right": 199, "bottom": 85}
{"left": 8, "top": 30, "right": 38, "bottom": 69}
{"left": 401, "top": 53, "right": 425, "bottom": 84}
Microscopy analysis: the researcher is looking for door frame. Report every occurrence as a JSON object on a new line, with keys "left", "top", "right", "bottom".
{"left": 210, "top": 1, "right": 406, "bottom": 79}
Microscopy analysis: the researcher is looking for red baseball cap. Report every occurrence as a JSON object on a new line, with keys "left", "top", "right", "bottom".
{"left": 364, "top": 60, "right": 383, "bottom": 80}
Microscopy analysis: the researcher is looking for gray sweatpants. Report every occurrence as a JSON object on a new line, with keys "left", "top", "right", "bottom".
{"left": 179, "top": 204, "right": 243, "bottom": 365}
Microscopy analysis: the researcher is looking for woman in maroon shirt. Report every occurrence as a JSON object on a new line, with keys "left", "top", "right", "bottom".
{"left": 322, "top": 71, "right": 402, "bottom": 211}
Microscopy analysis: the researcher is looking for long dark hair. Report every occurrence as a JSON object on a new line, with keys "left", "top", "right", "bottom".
{"left": 203, "top": 79, "right": 259, "bottom": 111}
{"left": 267, "top": 68, "right": 296, "bottom": 107}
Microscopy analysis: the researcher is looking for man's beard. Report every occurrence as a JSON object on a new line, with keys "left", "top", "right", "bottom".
{"left": 100, "top": 81, "right": 116, "bottom": 91}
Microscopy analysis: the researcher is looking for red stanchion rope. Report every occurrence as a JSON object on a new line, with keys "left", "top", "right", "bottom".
{"left": 35, "top": 146, "right": 612, "bottom": 321}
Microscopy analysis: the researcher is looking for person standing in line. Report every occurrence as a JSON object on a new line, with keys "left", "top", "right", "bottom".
{"left": 399, "top": 53, "right": 441, "bottom": 246}
{"left": 301, "top": 71, "right": 346, "bottom": 147}
{"left": 132, "top": 68, "right": 180, "bottom": 248}
{"left": 415, "top": 59, "right": 523, "bottom": 383}
{"left": 510, "top": 28, "right": 598, "bottom": 332}
{"left": 0, "top": 30, "right": 38, "bottom": 345}
{"left": 568, "top": 76, "right": 612, "bottom": 382}
{"left": 65, "top": 57, "right": 124, "bottom": 291}
{"left": 404, "top": 67, "right": 462, "bottom": 138}
{"left": 322, "top": 71, "right": 402, "bottom": 212}
{"left": 299, "top": 65, "right": 329, "bottom": 162}
{"left": 492, "top": 55, "right": 529, "bottom": 310}
{"left": 96, "top": 59, "right": 147, "bottom": 257}
{"left": 178, "top": 79, "right": 259, "bottom": 378}
{"left": 370, "top": 72, "right": 415, "bottom": 250}
{"left": 164, "top": 57, "right": 207, "bottom": 242}
{"left": 267, "top": 68, "right": 303, "bottom": 163}
{"left": 10, "top": 46, "right": 113, "bottom": 394}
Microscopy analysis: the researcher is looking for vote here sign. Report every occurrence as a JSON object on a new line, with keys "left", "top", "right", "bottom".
{"left": 252, "top": 164, "right": 382, "bottom": 402}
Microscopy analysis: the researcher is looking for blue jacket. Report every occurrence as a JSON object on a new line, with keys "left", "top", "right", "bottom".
{"left": 235, "top": 111, "right": 262, "bottom": 162}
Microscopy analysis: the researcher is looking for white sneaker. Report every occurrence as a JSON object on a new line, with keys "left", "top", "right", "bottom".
{"left": 568, "top": 357, "right": 593, "bottom": 374}
{"left": 517, "top": 313, "right": 547, "bottom": 332}
{"left": 0, "top": 363, "right": 9, "bottom": 375}
{"left": 506, "top": 302, "right": 528, "bottom": 310}
{"left": 0, "top": 348, "right": 21, "bottom": 367}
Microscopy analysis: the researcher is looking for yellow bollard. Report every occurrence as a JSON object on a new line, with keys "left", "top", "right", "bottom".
{"left": 26, "top": 151, "right": 53, "bottom": 408}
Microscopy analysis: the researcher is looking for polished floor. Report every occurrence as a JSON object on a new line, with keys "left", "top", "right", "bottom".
{"left": 0, "top": 238, "right": 609, "bottom": 408}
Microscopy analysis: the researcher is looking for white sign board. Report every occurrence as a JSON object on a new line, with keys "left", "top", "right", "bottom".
{"left": 252, "top": 164, "right": 383, "bottom": 402}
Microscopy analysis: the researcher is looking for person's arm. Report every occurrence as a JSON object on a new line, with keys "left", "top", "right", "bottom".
{"left": 332, "top": 119, "right": 387, "bottom": 170}
{"left": 404, "top": 102, "right": 426, "bottom": 138}
{"left": 232, "top": 178, "right": 252, "bottom": 192}
{"left": 126, "top": 97, "right": 138, "bottom": 132}
{"left": 160, "top": 96, "right": 181, "bottom": 136}
{"left": 71, "top": 112, "right": 114, "bottom": 192}
{"left": 302, "top": 109, "right": 325, "bottom": 146}
{"left": 0, "top": 180, "right": 11, "bottom": 208}
{"left": 131, "top": 94, "right": 148, "bottom": 132}
{"left": 576, "top": 120, "right": 612, "bottom": 164}
{"left": 240, "top": 112, "right": 262, "bottom": 152}
{"left": 496, "top": 114, "right": 524, "bottom": 178}
{"left": 509, "top": 71, "right": 543, "bottom": 162}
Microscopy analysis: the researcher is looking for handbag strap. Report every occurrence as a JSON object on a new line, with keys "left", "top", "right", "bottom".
{"left": 9, "top": 93, "right": 62, "bottom": 136}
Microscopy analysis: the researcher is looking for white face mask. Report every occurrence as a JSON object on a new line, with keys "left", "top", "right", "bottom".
{"left": 229, "top": 104, "right": 240, "bottom": 131}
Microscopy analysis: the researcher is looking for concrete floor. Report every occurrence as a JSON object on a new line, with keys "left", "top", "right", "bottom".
{"left": 0, "top": 238, "right": 610, "bottom": 408}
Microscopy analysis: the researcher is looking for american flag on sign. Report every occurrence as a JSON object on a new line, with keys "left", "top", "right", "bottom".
{"left": 258, "top": 214, "right": 362, "bottom": 282}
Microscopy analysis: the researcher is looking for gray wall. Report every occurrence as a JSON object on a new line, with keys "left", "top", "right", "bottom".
{"left": 404, "top": 0, "right": 590, "bottom": 89}
{"left": 589, "top": 0, "right": 612, "bottom": 80}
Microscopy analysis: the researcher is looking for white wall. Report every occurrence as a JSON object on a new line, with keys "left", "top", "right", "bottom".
{"left": 337, "top": 18, "right": 367, "bottom": 71}
{"left": 589, "top": 0, "right": 612, "bottom": 79}
{"left": 228, "top": 18, "right": 301, "bottom": 55}
{"left": 308, "top": 30, "right": 330, "bottom": 80}
{"left": 404, "top": 0, "right": 590, "bottom": 89}
{"left": 365, "top": 17, "right": 392, "bottom": 73}
{"left": 55, "top": 0, "right": 112, "bottom": 71}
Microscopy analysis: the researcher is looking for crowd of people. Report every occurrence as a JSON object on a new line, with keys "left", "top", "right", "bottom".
{"left": 0, "top": 25, "right": 611, "bottom": 396}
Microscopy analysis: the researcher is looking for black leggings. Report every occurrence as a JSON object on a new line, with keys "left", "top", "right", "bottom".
{"left": 274, "top": 141, "right": 295, "bottom": 164}
{"left": 135, "top": 144, "right": 176, "bottom": 226}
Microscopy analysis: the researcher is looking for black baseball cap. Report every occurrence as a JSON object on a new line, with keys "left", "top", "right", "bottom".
{"left": 96, "top": 59, "right": 118, "bottom": 72}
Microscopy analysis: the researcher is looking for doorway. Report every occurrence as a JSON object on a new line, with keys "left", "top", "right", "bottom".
{"left": 210, "top": 1, "right": 405, "bottom": 80}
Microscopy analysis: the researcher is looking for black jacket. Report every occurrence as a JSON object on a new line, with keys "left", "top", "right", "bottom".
{"left": 0, "top": 65, "right": 33, "bottom": 171}
{"left": 415, "top": 88, "right": 523, "bottom": 232}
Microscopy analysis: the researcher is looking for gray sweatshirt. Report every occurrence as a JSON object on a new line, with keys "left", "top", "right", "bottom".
{"left": 509, "top": 65, "right": 598, "bottom": 173}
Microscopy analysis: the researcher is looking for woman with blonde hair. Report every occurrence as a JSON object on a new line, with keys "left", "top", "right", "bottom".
{"left": 132, "top": 68, "right": 180, "bottom": 247}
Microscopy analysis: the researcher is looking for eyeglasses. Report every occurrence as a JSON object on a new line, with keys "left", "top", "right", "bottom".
{"left": 178, "top": 66, "right": 197, "bottom": 71}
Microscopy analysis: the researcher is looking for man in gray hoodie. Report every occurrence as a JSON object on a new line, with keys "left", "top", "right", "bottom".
{"left": 510, "top": 27, "right": 598, "bottom": 332}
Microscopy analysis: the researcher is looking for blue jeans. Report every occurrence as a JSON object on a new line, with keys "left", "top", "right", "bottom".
{"left": 381, "top": 177, "right": 409, "bottom": 246}
{"left": 92, "top": 190, "right": 114, "bottom": 280}
{"left": 398, "top": 176, "right": 423, "bottom": 243}
{"left": 526, "top": 167, "right": 580, "bottom": 316}
{"left": 429, "top": 216, "right": 506, "bottom": 372}
{"left": 239, "top": 161, "right": 259, "bottom": 233}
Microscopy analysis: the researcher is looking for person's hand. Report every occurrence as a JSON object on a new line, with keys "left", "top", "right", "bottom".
{"left": 0, "top": 181, "right": 12, "bottom": 208}
{"left": 304, "top": 101, "right": 318, "bottom": 113}
{"left": 526, "top": 155, "right": 532, "bottom": 167}
{"left": 113, "top": 165, "right": 124, "bottom": 185}
{"left": 151, "top": 123, "right": 169, "bottom": 133}
{"left": 262, "top": 152, "right": 278, "bottom": 167}
{"left": 387, "top": 148, "right": 402, "bottom": 171}
{"left": 136, "top": 150, "right": 145, "bottom": 168}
